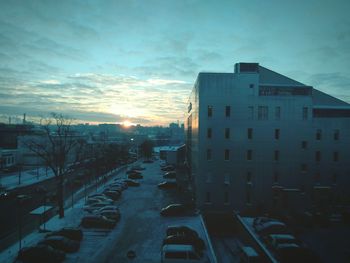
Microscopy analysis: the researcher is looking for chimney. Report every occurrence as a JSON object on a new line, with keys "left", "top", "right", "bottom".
{"left": 23, "top": 113, "right": 26, "bottom": 125}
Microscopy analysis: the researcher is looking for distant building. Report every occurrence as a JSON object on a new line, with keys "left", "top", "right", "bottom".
{"left": 185, "top": 62, "right": 350, "bottom": 215}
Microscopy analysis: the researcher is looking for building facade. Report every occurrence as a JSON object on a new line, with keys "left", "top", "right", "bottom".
{"left": 185, "top": 63, "right": 350, "bottom": 215}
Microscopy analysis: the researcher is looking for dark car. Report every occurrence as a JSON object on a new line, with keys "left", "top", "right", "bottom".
{"left": 128, "top": 173, "right": 143, "bottom": 179}
{"left": 103, "top": 190, "right": 121, "bottom": 200}
{"left": 46, "top": 227, "right": 83, "bottom": 241}
{"left": 81, "top": 215, "right": 116, "bottom": 229}
{"left": 158, "top": 181, "right": 177, "bottom": 189}
{"left": 163, "top": 171, "right": 176, "bottom": 179}
{"left": 38, "top": 236, "right": 80, "bottom": 253}
{"left": 166, "top": 225, "right": 199, "bottom": 239}
{"left": 160, "top": 204, "right": 187, "bottom": 216}
{"left": 96, "top": 209, "right": 121, "bottom": 222}
{"left": 161, "top": 165, "right": 175, "bottom": 172}
{"left": 126, "top": 169, "right": 142, "bottom": 175}
{"left": 124, "top": 179, "right": 140, "bottom": 186}
{"left": 143, "top": 159, "right": 153, "bottom": 163}
{"left": 163, "top": 235, "right": 205, "bottom": 253}
{"left": 17, "top": 244, "right": 65, "bottom": 263}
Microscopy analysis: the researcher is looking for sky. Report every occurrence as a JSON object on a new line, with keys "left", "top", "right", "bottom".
{"left": 0, "top": 0, "right": 349, "bottom": 126}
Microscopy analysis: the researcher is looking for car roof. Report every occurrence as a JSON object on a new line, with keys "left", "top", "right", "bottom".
{"left": 241, "top": 246, "right": 259, "bottom": 257}
{"left": 269, "top": 234, "right": 295, "bottom": 239}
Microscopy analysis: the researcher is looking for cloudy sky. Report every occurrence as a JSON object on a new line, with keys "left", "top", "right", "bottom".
{"left": 1, "top": 0, "right": 349, "bottom": 125}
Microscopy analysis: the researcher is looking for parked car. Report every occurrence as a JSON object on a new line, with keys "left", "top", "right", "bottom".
{"left": 17, "top": 244, "right": 65, "bottom": 263}
{"left": 131, "top": 165, "right": 145, "bottom": 170}
{"left": 163, "top": 171, "right": 176, "bottom": 179}
{"left": 81, "top": 215, "right": 116, "bottom": 229}
{"left": 143, "top": 159, "right": 153, "bottom": 163}
{"left": 46, "top": 227, "right": 83, "bottom": 242}
{"left": 96, "top": 209, "right": 121, "bottom": 222}
{"left": 103, "top": 190, "right": 121, "bottom": 200}
{"left": 238, "top": 246, "right": 260, "bottom": 263}
{"left": 158, "top": 180, "right": 177, "bottom": 189}
{"left": 266, "top": 234, "right": 298, "bottom": 249}
{"left": 126, "top": 169, "right": 142, "bottom": 175}
{"left": 161, "top": 244, "right": 208, "bottom": 263}
{"left": 124, "top": 179, "right": 140, "bottom": 186}
{"left": 110, "top": 182, "right": 128, "bottom": 190}
{"left": 86, "top": 197, "right": 113, "bottom": 205}
{"left": 166, "top": 226, "right": 199, "bottom": 239}
{"left": 256, "top": 221, "right": 289, "bottom": 237}
{"left": 83, "top": 202, "right": 112, "bottom": 213}
{"left": 38, "top": 236, "right": 80, "bottom": 253}
{"left": 96, "top": 205, "right": 119, "bottom": 213}
{"left": 161, "top": 204, "right": 187, "bottom": 216}
{"left": 161, "top": 165, "right": 175, "bottom": 172}
{"left": 128, "top": 173, "right": 143, "bottom": 179}
{"left": 163, "top": 235, "right": 205, "bottom": 253}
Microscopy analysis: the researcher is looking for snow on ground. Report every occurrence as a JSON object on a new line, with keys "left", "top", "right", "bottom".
{"left": 0, "top": 167, "right": 55, "bottom": 190}
{"left": 0, "top": 159, "right": 217, "bottom": 263}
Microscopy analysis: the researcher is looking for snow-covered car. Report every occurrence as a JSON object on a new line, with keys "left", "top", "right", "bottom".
{"left": 46, "top": 227, "right": 83, "bottom": 241}
{"left": 38, "top": 236, "right": 80, "bottom": 253}
{"left": 161, "top": 165, "right": 175, "bottom": 172}
{"left": 124, "top": 179, "right": 140, "bottom": 186}
{"left": 158, "top": 180, "right": 177, "bottom": 189}
{"left": 128, "top": 173, "right": 143, "bottom": 179}
{"left": 163, "top": 171, "right": 176, "bottom": 179}
{"left": 166, "top": 226, "right": 199, "bottom": 239}
{"left": 83, "top": 202, "right": 112, "bottom": 213}
{"left": 160, "top": 204, "right": 187, "bottom": 217}
{"left": 103, "top": 190, "right": 121, "bottom": 200}
{"left": 95, "top": 209, "right": 121, "bottom": 222}
{"left": 161, "top": 244, "right": 208, "bottom": 263}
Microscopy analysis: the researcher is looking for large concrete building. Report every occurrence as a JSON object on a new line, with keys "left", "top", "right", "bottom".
{"left": 185, "top": 62, "right": 350, "bottom": 215}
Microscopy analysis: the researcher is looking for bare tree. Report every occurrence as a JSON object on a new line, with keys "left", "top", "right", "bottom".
{"left": 24, "top": 113, "right": 85, "bottom": 218}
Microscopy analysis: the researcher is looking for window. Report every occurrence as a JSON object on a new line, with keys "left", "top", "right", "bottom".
{"left": 334, "top": 130, "right": 340, "bottom": 141}
{"left": 275, "top": 129, "right": 280, "bottom": 140}
{"left": 246, "top": 172, "right": 252, "bottom": 183}
{"left": 258, "top": 106, "right": 268, "bottom": 120}
{"left": 225, "top": 106, "right": 231, "bottom": 117}
{"left": 247, "top": 150, "right": 252, "bottom": 160}
{"left": 274, "top": 150, "right": 279, "bottom": 161}
{"left": 208, "top": 105, "right": 213, "bottom": 117}
{"left": 248, "top": 106, "right": 254, "bottom": 120}
{"left": 248, "top": 128, "right": 253, "bottom": 140}
{"left": 302, "top": 107, "right": 308, "bottom": 120}
{"left": 207, "top": 149, "right": 212, "bottom": 160}
{"left": 206, "top": 172, "right": 212, "bottom": 183}
{"left": 275, "top": 106, "right": 281, "bottom": 120}
{"left": 205, "top": 192, "right": 211, "bottom": 203}
{"left": 301, "top": 163, "right": 307, "bottom": 173}
{"left": 273, "top": 172, "right": 279, "bottom": 183}
{"left": 224, "top": 173, "right": 230, "bottom": 184}
{"left": 301, "top": 141, "right": 307, "bottom": 149}
{"left": 224, "top": 149, "right": 230, "bottom": 161}
{"left": 249, "top": 84, "right": 254, "bottom": 89}
{"left": 207, "top": 128, "right": 212, "bottom": 139}
{"left": 316, "top": 129, "right": 322, "bottom": 140}
{"left": 225, "top": 128, "right": 230, "bottom": 139}
{"left": 315, "top": 151, "right": 321, "bottom": 162}
{"left": 224, "top": 192, "right": 229, "bottom": 204}
{"left": 333, "top": 152, "right": 339, "bottom": 162}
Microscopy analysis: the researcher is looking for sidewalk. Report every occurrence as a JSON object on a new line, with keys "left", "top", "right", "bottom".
{"left": 0, "top": 167, "right": 54, "bottom": 190}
